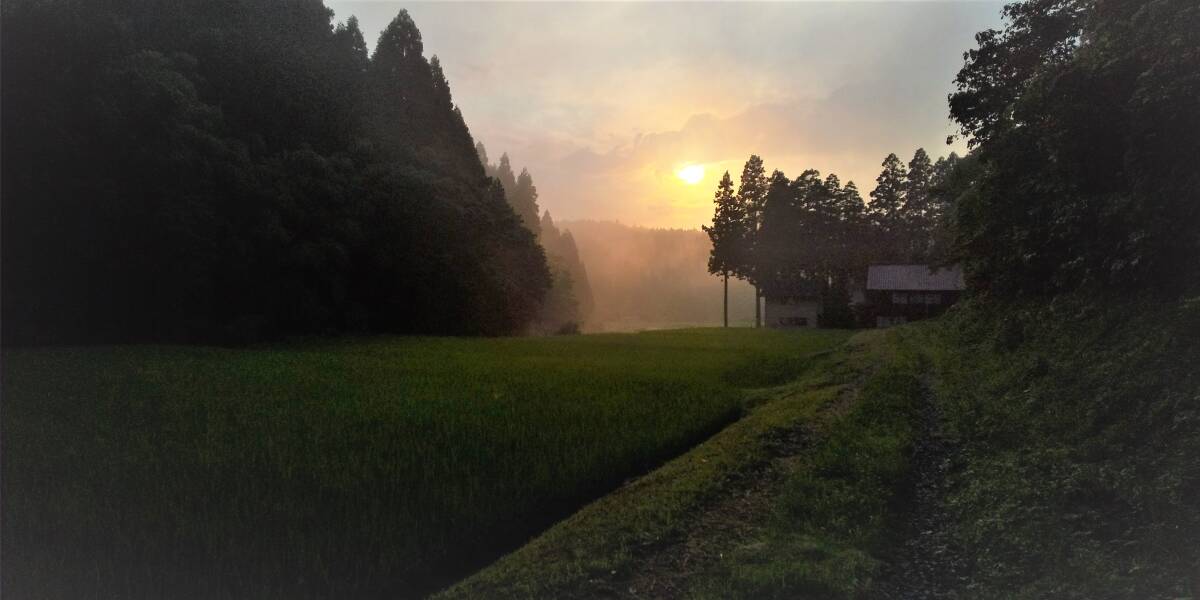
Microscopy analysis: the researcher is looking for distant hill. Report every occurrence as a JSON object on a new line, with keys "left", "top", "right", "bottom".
{"left": 559, "top": 220, "right": 756, "bottom": 331}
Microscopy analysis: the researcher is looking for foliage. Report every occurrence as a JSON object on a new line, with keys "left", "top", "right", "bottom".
{"left": 478, "top": 145, "right": 596, "bottom": 331}
{"left": 735, "top": 155, "right": 770, "bottom": 286}
{"left": 708, "top": 150, "right": 959, "bottom": 326}
{"left": 703, "top": 171, "right": 749, "bottom": 280}
{"left": 920, "top": 295, "right": 1200, "bottom": 598}
{"left": 0, "top": 329, "right": 846, "bottom": 598}
{"left": 0, "top": 1, "right": 550, "bottom": 344}
{"left": 949, "top": 0, "right": 1200, "bottom": 296}
{"left": 867, "top": 153, "right": 910, "bottom": 260}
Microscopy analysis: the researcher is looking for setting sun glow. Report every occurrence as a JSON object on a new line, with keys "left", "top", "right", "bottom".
{"left": 676, "top": 164, "right": 705, "bottom": 185}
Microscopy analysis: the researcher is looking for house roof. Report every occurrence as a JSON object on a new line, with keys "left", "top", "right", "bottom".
{"left": 867, "top": 265, "right": 965, "bottom": 291}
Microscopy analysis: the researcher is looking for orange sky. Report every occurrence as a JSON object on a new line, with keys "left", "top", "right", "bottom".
{"left": 328, "top": 1, "right": 1004, "bottom": 229}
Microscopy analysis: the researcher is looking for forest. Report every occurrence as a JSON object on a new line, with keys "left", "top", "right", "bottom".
{"left": 2, "top": 1, "right": 553, "bottom": 344}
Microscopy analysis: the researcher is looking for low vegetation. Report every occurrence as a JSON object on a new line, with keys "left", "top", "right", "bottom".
{"left": 442, "top": 301, "right": 1199, "bottom": 598}
{"left": 689, "top": 338, "right": 924, "bottom": 598}
{"left": 440, "top": 331, "right": 927, "bottom": 599}
{"left": 1, "top": 328, "right": 847, "bottom": 598}
{"left": 921, "top": 296, "right": 1200, "bottom": 598}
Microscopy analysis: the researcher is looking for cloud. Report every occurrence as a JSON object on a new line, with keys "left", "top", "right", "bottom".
{"left": 327, "top": 0, "right": 1004, "bottom": 227}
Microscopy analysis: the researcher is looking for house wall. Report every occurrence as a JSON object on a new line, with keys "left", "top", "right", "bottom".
{"left": 765, "top": 298, "right": 820, "bottom": 328}
{"left": 865, "top": 290, "right": 962, "bottom": 327}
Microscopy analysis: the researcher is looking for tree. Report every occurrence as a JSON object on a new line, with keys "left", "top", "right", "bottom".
{"left": 735, "top": 155, "right": 769, "bottom": 326}
{"left": 950, "top": 0, "right": 1200, "bottom": 295}
{"left": 478, "top": 143, "right": 595, "bottom": 331}
{"left": 1, "top": 4, "right": 552, "bottom": 345}
{"left": 703, "top": 171, "right": 746, "bottom": 327}
{"left": 901, "top": 148, "right": 935, "bottom": 260}
{"left": 867, "top": 153, "right": 908, "bottom": 262}
{"left": 511, "top": 168, "right": 542, "bottom": 235}
{"left": 756, "top": 170, "right": 804, "bottom": 301}
{"left": 835, "top": 181, "right": 869, "bottom": 274}
{"left": 495, "top": 153, "right": 518, "bottom": 195}
{"left": 538, "top": 211, "right": 595, "bottom": 331}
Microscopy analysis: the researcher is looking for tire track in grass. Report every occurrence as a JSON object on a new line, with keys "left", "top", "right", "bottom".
{"left": 625, "top": 385, "right": 858, "bottom": 599}
{"left": 874, "top": 381, "right": 965, "bottom": 600}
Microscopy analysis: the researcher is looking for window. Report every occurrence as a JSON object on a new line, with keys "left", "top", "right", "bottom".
{"left": 924, "top": 293, "right": 941, "bottom": 305}
{"left": 892, "top": 292, "right": 908, "bottom": 304}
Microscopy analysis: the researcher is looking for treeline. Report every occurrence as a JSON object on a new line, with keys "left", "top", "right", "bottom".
{"left": 710, "top": 0, "right": 1199, "bottom": 314}
{"left": 948, "top": 0, "right": 1199, "bottom": 298}
{"left": 1, "top": 1, "right": 551, "bottom": 344}
{"left": 706, "top": 150, "right": 964, "bottom": 326}
{"left": 476, "top": 145, "right": 594, "bottom": 333}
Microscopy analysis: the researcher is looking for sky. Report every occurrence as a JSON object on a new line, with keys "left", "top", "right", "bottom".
{"left": 327, "top": 1, "right": 1006, "bottom": 229}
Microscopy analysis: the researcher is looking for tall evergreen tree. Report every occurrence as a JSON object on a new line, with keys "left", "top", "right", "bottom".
{"left": 538, "top": 210, "right": 595, "bottom": 331}
{"left": 756, "top": 170, "right": 804, "bottom": 300}
{"left": 901, "top": 148, "right": 936, "bottom": 260}
{"left": 511, "top": 168, "right": 542, "bottom": 235}
{"left": 495, "top": 153, "right": 518, "bottom": 195}
{"left": 735, "top": 155, "right": 769, "bottom": 326}
{"left": 703, "top": 171, "right": 745, "bottom": 327}
{"left": 868, "top": 153, "right": 908, "bottom": 262}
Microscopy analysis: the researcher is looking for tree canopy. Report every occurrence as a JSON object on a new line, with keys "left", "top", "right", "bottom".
{"left": 949, "top": 0, "right": 1200, "bottom": 296}
{"left": 1, "top": 1, "right": 551, "bottom": 344}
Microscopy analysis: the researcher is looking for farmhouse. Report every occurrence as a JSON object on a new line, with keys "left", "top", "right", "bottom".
{"left": 764, "top": 281, "right": 822, "bottom": 329}
{"left": 865, "top": 264, "right": 965, "bottom": 328}
{"left": 764, "top": 295, "right": 820, "bottom": 329}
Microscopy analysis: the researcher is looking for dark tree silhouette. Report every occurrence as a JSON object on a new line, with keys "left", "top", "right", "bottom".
{"left": 703, "top": 171, "right": 748, "bottom": 327}
{"left": 949, "top": 0, "right": 1200, "bottom": 295}
{"left": 867, "top": 153, "right": 908, "bottom": 262}
{"left": 735, "top": 155, "right": 769, "bottom": 326}
{"left": 1, "top": 3, "right": 551, "bottom": 344}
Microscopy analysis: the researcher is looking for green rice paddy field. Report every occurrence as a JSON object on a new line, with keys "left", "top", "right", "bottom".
{"left": 2, "top": 328, "right": 848, "bottom": 598}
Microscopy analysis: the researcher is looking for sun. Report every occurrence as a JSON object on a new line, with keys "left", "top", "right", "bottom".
{"left": 676, "top": 164, "right": 705, "bottom": 185}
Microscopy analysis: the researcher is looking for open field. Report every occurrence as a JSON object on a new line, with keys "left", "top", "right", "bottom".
{"left": 1, "top": 328, "right": 848, "bottom": 598}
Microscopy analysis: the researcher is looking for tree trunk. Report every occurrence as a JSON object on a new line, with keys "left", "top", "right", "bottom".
{"left": 723, "top": 272, "right": 729, "bottom": 328}
{"left": 754, "top": 285, "right": 762, "bottom": 328}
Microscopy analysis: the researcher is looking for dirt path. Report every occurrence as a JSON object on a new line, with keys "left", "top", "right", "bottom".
{"left": 617, "top": 386, "right": 858, "bottom": 599}
{"left": 874, "top": 386, "right": 964, "bottom": 599}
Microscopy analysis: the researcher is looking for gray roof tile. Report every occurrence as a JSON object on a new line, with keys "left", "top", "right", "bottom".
{"left": 867, "top": 265, "right": 965, "bottom": 291}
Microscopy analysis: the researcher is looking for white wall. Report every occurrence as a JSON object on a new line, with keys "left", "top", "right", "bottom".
{"left": 764, "top": 298, "right": 820, "bottom": 328}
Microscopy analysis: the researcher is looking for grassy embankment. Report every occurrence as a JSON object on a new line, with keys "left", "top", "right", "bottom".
{"left": 1, "top": 328, "right": 847, "bottom": 598}
{"left": 918, "top": 296, "right": 1200, "bottom": 598}
{"left": 439, "top": 330, "right": 928, "bottom": 598}
{"left": 444, "top": 295, "right": 1200, "bottom": 599}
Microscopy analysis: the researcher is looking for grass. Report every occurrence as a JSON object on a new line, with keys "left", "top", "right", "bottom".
{"left": 17, "top": 294, "right": 1185, "bottom": 600}
{"left": 444, "top": 295, "right": 1200, "bottom": 599}
{"left": 1, "top": 327, "right": 848, "bottom": 598}
{"left": 918, "top": 296, "right": 1200, "bottom": 598}
{"left": 688, "top": 334, "right": 924, "bottom": 598}
{"left": 439, "top": 330, "right": 926, "bottom": 599}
